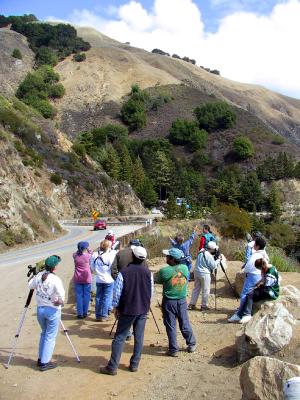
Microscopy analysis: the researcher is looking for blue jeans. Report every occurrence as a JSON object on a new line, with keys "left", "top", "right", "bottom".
{"left": 37, "top": 306, "right": 61, "bottom": 364}
{"left": 75, "top": 283, "right": 91, "bottom": 317}
{"left": 236, "top": 273, "right": 261, "bottom": 316}
{"left": 237, "top": 287, "right": 273, "bottom": 318}
{"left": 95, "top": 282, "right": 114, "bottom": 318}
{"left": 162, "top": 297, "right": 196, "bottom": 353}
{"left": 108, "top": 313, "right": 147, "bottom": 371}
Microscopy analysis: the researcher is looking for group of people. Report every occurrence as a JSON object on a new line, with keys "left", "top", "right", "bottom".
{"left": 28, "top": 225, "right": 281, "bottom": 376}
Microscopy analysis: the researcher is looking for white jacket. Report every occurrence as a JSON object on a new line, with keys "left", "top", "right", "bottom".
{"left": 29, "top": 271, "right": 65, "bottom": 309}
{"left": 90, "top": 249, "right": 117, "bottom": 284}
{"left": 243, "top": 249, "right": 269, "bottom": 275}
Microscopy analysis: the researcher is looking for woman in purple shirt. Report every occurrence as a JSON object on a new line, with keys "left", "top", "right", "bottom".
{"left": 73, "top": 241, "right": 92, "bottom": 319}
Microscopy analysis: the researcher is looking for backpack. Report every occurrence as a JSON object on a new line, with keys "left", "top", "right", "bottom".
{"left": 202, "top": 232, "right": 216, "bottom": 250}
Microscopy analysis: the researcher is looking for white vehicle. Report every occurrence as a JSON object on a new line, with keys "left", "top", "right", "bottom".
{"left": 151, "top": 208, "right": 163, "bottom": 215}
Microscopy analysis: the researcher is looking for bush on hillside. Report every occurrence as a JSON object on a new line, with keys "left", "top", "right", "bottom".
{"left": 267, "top": 223, "right": 295, "bottom": 252}
{"left": 35, "top": 47, "right": 58, "bottom": 67}
{"left": 12, "top": 48, "right": 22, "bottom": 59}
{"left": 73, "top": 53, "right": 86, "bottom": 62}
{"left": 271, "top": 135, "right": 285, "bottom": 145}
{"left": 268, "top": 246, "right": 299, "bottom": 272}
{"left": 121, "top": 98, "right": 147, "bottom": 131}
{"left": 233, "top": 136, "right": 254, "bottom": 160}
{"left": 194, "top": 101, "right": 236, "bottom": 132}
{"left": 50, "top": 173, "right": 62, "bottom": 185}
{"left": 0, "top": 14, "right": 37, "bottom": 27}
{"left": 169, "top": 119, "right": 208, "bottom": 151}
{"left": 214, "top": 203, "right": 251, "bottom": 239}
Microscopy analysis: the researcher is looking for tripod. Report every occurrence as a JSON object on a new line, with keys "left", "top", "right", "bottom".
{"left": 4, "top": 289, "right": 80, "bottom": 369}
{"left": 215, "top": 260, "right": 239, "bottom": 310}
{"left": 109, "top": 306, "right": 161, "bottom": 336}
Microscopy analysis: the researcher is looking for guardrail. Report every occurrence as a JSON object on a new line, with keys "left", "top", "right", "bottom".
{"left": 59, "top": 216, "right": 157, "bottom": 226}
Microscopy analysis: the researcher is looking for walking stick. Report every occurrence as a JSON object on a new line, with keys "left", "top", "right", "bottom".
{"left": 109, "top": 318, "right": 118, "bottom": 336}
{"left": 60, "top": 320, "right": 80, "bottom": 363}
{"left": 214, "top": 269, "right": 217, "bottom": 310}
{"left": 4, "top": 289, "right": 35, "bottom": 369}
{"left": 150, "top": 307, "right": 161, "bottom": 334}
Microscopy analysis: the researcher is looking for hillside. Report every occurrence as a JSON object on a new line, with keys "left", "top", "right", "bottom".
{"left": 53, "top": 27, "right": 300, "bottom": 145}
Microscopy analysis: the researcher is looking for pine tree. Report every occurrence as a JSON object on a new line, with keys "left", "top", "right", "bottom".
{"left": 148, "top": 150, "right": 173, "bottom": 199}
{"left": 132, "top": 156, "right": 146, "bottom": 194}
{"left": 165, "top": 193, "right": 177, "bottom": 219}
{"left": 118, "top": 144, "right": 133, "bottom": 184}
{"left": 269, "top": 182, "right": 282, "bottom": 222}
{"left": 139, "top": 177, "right": 158, "bottom": 207}
{"left": 239, "top": 172, "right": 263, "bottom": 211}
{"left": 103, "top": 144, "right": 120, "bottom": 180}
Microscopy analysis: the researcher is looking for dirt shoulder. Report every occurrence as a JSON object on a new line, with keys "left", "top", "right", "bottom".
{"left": 0, "top": 259, "right": 298, "bottom": 400}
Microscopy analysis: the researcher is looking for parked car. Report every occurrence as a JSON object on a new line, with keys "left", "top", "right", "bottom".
{"left": 93, "top": 219, "right": 107, "bottom": 230}
{"left": 151, "top": 208, "right": 163, "bottom": 215}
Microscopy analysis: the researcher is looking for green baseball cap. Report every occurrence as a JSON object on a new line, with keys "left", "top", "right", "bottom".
{"left": 162, "top": 248, "right": 185, "bottom": 260}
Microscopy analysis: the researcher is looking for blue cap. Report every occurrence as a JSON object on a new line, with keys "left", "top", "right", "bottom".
{"left": 77, "top": 241, "right": 89, "bottom": 254}
{"left": 162, "top": 248, "right": 185, "bottom": 260}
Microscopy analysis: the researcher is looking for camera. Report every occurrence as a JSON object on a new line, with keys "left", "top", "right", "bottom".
{"left": 213, "top": 248, "right": 221, "bottom": 261}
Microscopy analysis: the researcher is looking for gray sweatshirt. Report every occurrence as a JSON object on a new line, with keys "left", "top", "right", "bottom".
{"left": 194, "top": 250, "right": 218, "bottom": 276}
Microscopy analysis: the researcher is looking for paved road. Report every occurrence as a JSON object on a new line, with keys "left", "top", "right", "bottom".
{"left": 0, "top": 224, "right": 144, "bottom": 267}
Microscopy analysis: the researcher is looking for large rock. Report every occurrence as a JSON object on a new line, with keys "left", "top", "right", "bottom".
{"left": 236, "top": 301, "right": 295, "bottom": 363}
{"left": 240, "top": 356, "right": 300, "bottom": 400}
{"left": 235, "top": 271, "right": 245, "bottom": 295}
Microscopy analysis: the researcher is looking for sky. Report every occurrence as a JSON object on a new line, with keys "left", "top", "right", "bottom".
{"left": 2, "top": 0, "right": 300, "bottom": 98}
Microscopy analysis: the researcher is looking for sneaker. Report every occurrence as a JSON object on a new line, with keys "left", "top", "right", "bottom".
{"left": 36, "top": 358, "right": 42, "bottom": 367}
{"left": 39, "top": 362, "right": 57, "bottom": 372}
{"left": 128, "top": 365, "right": 138, "bottom": 372}
{"left": 77, "top": 315, "right": 84, "bottom": 319}
{"left": 188, "top": 304, "right": 196, "bottom": 310}
{"left": 165, "top": 350, "right": 178, "bottom": 357}
{"left": 239, "top": 315, "right": 252, "bottom": 324}
{"left": 187, "top": 344, "right": 197, "bottom": 353}
{"left": 99, "top": 366, "right": 117, "bottom": 376}
{"left": 228, "top": 313, "right": 241, "bottom": 323}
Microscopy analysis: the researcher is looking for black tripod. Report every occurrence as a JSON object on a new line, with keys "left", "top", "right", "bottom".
{"left": 109, "top": 306, "right": 161, "bottom": 336}
{"left": 4, "top": 288, "right": 80, "bottom": 369}
{"left": 215, "top": 260, "right": 239, "bottom": 310}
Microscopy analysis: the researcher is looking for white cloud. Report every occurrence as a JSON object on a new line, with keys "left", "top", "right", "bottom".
{"left": 57, "top": 0, "right": 300, "bottom": 98}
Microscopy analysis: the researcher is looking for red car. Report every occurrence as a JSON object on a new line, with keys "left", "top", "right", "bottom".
{"left": 93, "top": 219, "right": 107, "bottom": 231}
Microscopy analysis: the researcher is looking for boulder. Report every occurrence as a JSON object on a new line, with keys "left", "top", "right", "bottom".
{"left": 240, "top": 356, "right": 300, "bottom": 400}
{"left": 235, "top": 271, "right": 245, "bottom": 295}
{"left": 236, "top": 301, "right": 295, "bottom": 363}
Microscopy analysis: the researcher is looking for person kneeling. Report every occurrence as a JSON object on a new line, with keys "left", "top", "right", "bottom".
{"left": 231, "top": 257, "right": 280, "bottom": 324}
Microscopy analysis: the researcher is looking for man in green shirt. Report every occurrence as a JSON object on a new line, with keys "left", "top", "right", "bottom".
{"left": 155, "top": 248, "right": 196, "bottom": 357}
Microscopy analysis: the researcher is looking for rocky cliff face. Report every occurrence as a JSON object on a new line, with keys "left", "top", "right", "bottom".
{"left": 0, "top": 27, "right": 34, "bottom": 97}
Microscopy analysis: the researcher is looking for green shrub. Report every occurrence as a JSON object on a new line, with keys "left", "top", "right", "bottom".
{"left": 0, "top": 229, "right": 16, "bottom": 246}
{"left": 121, "top": 98, "right": 147, "bottom": 131}
{"left": 233, "top": 136, "right": 254, "bottom": 160}
{"left": 271, "top": 135, "right": 285, "bottom": 145}
{"left": 31, "top": 99, "right": 56, "bottom": 119}
{"left": 267, "top": 223, "right": 295, "bottom": 251}
{"left": 50, "top": 173, "right": 62, "bottom": 185}
{"left": 73, "top": 52, "right": 86, "bottom": 62}
{"left": 72, "top": 143, "right": 86, "bottom": 157}
{"left": 194, "top": 101, "right": 236, "bottom": 132}
{"left": 12, "top": 48, "right": 22, "bottom": 59}
{"left": 48, "top": 84, "right": 65, "bottom": 98}
{"left": 169, "top": 119, "right": 208, "bottom": 151}
{"left": 35, "top": 47, "right": 58, "bottom": 66}
{"left": 268, "top": 246, "right": 299, "bottom": 272}
{"left": 214, "top": 203, "right": 251, "bottom": 239}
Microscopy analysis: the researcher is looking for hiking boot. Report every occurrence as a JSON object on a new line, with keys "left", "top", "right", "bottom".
{"left": 128, "top": 365, "right": 138, "bottom": 372}
{"left": 99, "top": 366, "right": 117, "bottom": 376}
{"left": 77, "top": 315, "right": 84, "bottom": 319}
{"left": 239, "top": 315, "right": 252, "bottom": 324}
{"left": 200, "top": 306, "right": 210, "bottom": 311}
{"left": 36, "top": 358, "right": 42, "bottom": 367}
{"left": 188, "top": 304, "right": 196, "bottom": 310}
{"left": 228, "top": 313, "right": 241, "bottom": 323}
{"left": 39, "top": 362, "right": 57, "bottom": 372}
{"left": 165, "top": 350, "right": 178, "bottom": 357}
{"left": 187, "top": 344, "right": 197, "bottom": 353}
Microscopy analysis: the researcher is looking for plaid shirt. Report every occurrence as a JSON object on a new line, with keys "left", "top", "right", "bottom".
{"left": 112, "top": 272, "right": 154, "bottom": 308}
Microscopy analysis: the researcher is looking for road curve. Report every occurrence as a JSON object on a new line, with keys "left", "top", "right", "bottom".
{"left": 0, "top": 224, "right": 144, "bottom": 268}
